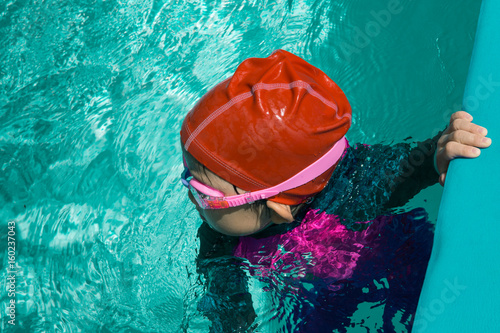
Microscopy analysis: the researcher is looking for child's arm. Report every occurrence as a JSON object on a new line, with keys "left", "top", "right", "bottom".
{"left": 385, "top": 111, "right": 491, "bottom": 208}
{"left": 435, "top": 111, "right": 492, "bottom": 185}
{"left": 196, "top": 222, "right": 256, "bottom": 332}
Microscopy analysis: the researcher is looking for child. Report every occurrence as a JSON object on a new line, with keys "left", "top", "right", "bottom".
{"left": 179, "top": 50, "right": 491, "bottom": 332}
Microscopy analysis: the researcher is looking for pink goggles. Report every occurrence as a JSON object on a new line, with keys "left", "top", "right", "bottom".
{"left": 181, "top": 137, "right": 347, "bottom": 209}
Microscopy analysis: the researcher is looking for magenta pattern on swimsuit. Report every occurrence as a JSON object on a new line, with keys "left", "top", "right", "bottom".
{"left": 234, "top": 210, "right": 367, "bottom": 286}
{"left": 234, "top": 207, "right": 431, "bottom": 291}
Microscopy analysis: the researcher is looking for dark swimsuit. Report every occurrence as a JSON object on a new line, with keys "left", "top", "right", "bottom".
{"left": 197, "top": 135, "right": 440, "bottom": 332}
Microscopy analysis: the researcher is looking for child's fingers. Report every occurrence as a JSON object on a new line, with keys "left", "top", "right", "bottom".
{"left": 450, "top": 111, "right": 473, "bottom": 123}
{"left": 437, "top": 110, "right": 490, "bottom": 186}
{"left": 448, "top": 117, "right": 488, "bottom": 136}
{"left": 438, "top": 129, "right": 491, "bottom": 153}
{"left": 444, "top": 140, "right": 482, "bottom": 160}
{"left": 447, "top": 129, "right": 492, "bottom": 149}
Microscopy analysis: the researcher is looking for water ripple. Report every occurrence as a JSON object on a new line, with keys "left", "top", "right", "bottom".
{"left": 0, "top": 0, "right": 481, "bottom": 331}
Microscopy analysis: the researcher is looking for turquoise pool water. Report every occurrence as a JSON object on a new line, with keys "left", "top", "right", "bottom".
{"left": 0, "top": 0, "right": 481, "bottom": 331}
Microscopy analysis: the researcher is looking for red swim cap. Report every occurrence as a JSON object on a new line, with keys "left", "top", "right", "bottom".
{"left": 180, "top": 49, "right": 351, "bottom": 205}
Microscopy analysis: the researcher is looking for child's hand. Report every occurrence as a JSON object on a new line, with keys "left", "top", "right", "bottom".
{"left": 435, "top": 111, "right": 492, "bottom": 185}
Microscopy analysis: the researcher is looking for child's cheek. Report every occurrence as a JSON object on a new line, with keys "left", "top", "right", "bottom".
{"left": 187, "top": 191, "right": 197, "bottom": 207}
{"left": 205, "top": 209, "right": 271, "bottom": 237}
{"left": 202, "top": 212, "right": 247, "bottom": 236}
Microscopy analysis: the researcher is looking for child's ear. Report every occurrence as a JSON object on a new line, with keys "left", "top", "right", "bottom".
{"left": 266, "top": 200, "right": 294, "bottom": 224}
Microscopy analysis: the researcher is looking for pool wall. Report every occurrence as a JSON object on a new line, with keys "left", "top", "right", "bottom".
{"left": 414, "top": 0, "right": 500, "bottom": 331}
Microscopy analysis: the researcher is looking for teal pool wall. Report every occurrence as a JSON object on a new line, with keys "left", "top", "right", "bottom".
{"left": 414, "top": 0, "right": 500, "bottom": 331}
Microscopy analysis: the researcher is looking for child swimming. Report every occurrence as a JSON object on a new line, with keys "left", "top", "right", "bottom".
{"left": 179, "top": 50, "right": 491, "bottom": 331}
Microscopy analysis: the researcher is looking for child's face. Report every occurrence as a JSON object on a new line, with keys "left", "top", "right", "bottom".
{"left": 184, "top": 153, "right": 276, "bottom": 236}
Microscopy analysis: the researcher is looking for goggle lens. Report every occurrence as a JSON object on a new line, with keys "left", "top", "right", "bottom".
{"left": 182, "top": 166, "right": 230, "bottom": 209}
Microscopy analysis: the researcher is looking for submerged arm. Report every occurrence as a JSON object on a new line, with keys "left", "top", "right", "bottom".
{"left": 196, "top": 222, "right": 256, "bottom": 332}
{"left": 384, "top": 133, "right": 441, "bottom": 208}
{"left": 386, "top": 111, "right": 492, "bottom": 208}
